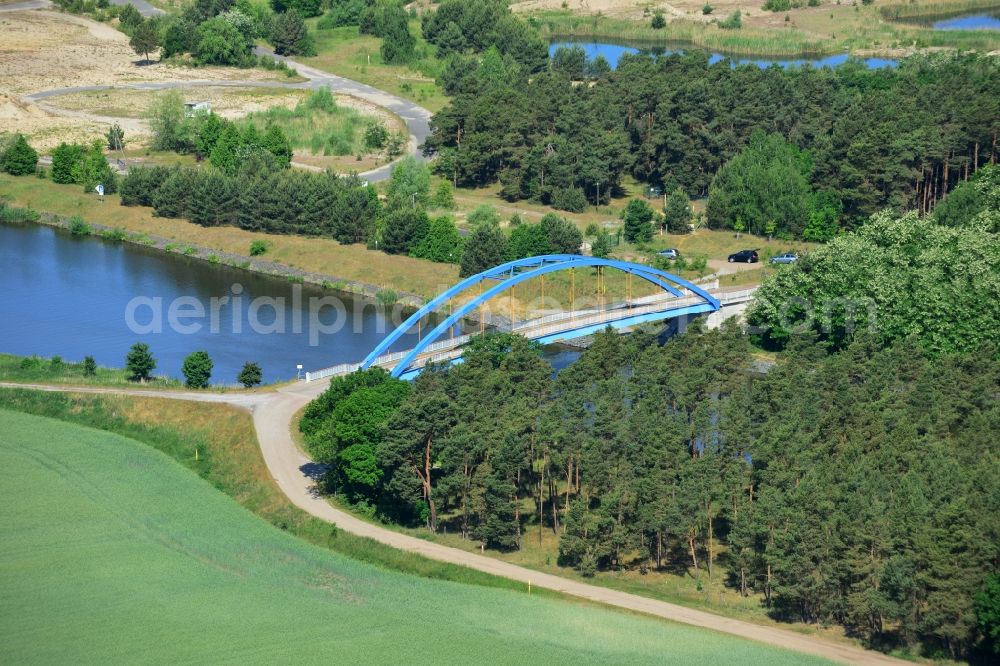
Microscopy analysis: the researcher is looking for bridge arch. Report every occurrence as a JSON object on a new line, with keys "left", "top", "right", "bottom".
{"left": 362, "top": 255, "right": 720, "bottom": 379}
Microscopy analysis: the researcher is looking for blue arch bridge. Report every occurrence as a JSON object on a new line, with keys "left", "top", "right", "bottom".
{"left": 304, "top": 255, "right": 755, "bottom": 382}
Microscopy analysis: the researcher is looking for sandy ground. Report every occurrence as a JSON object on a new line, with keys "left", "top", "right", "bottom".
{"left": 35, "top": 86, "right": 408, "bottom": 165}
{"left": 512, "top": 0, "right": 770, "bottom": 23}
{"left": 49, "top": 87, "right": 307, "bottom": 120}
{"left": 0, "top": 9, "right": 291, "bottom": 151}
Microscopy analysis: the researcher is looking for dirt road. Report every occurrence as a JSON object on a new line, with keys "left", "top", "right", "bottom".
{"left": 0, "top": 379, "right": 905, "bottom": 665}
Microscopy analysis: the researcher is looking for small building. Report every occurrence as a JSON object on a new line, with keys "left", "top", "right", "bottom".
{"left": 184, "top": 101, "right": 211, "bottom": 117}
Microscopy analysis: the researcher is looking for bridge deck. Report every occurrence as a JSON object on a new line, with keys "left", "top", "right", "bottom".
{"left": 304, "top": 288, "right": 755, "bottom": 382}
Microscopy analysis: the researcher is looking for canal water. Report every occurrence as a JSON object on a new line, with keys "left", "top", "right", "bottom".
{"left": 0, "top": 222, "right": 580, "bottom": 384}
{"left": 0, "top": 222, "right": 427, "bottom": 384}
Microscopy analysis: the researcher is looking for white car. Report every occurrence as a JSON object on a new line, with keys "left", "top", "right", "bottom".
{"left": 770, "top": 252, "right": 798, "bottom": 264}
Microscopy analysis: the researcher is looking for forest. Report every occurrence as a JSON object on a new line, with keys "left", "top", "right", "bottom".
{"left": 301, "top": 322, "right": 999, "bottom": 659}
{"left": 300, "top": 185, "right": 1000, "bottom": 658}
{"left": 424, "top": 49, "right": 999, "bottom": 237}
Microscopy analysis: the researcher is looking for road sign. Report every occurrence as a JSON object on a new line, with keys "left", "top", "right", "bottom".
{"left": 96, "top": 184, "right": 105, "bottom": 197}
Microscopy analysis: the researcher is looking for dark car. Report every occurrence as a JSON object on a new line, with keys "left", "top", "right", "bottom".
{"left": 728, "top": 249, "right": 759, "bottom": 263}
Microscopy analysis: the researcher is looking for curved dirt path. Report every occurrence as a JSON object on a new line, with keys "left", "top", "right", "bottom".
{"left": 0, "top": 380, "right": 904, "bottom": 665}
{"left": 14, "top": 3, "right": 430, "bottom": 182}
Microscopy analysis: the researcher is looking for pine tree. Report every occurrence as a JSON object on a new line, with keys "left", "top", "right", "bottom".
{"left": 262, "top": 125, "right": 293, "bottom": 167}
{"left": 237, "top": 361, "right": 263, "bottom": 388}
{"left": 125, "top": 343, "right": 156, "bottom": 382}
{"left": 181, "top": 351, "right": 213, "bottom": 389}
{"left": 130, "top": 18, "right": 160, "bottom": 63}
{"left": 621, "top": 199, "right": 654, "bottom": 243}
{"left": 2, "top": 134, "right": 37, "bottom": 176}
{"left": 460, "top": 223, "right": 508, "bottom": 277}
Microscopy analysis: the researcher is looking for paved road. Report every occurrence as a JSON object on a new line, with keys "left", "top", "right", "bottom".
{"left": 108, "top": 0, "right": 162, "bottom": 16}
{"left": 0, "top": 0, "right": 51, "bottom": 11}
{"left": 0, "top": 379, "right": 904, "bottom": 665}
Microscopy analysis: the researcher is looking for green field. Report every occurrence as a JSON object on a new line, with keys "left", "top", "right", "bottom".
{"left": 0, "top": 408, "right": 830, "bottom": 664}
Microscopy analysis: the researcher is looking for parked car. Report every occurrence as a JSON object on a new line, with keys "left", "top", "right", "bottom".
{"left": 771, "top": 252, "right": 798, "bottom": 264}
{"left": 657, "top": 248, "right": 679, "bottom": 259}
{"left": 727, "top": 249, "right": 759, "bottom": 263}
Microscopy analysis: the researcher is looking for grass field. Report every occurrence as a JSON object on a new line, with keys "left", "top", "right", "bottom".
{"left": 0, "top": 402, "right": 831, "bottom": 664}
{"left": 0, "top": 353, "right": 181, "bottom": 388}
{"left": 241, "top": 87, "right": 408, "bottom": 173}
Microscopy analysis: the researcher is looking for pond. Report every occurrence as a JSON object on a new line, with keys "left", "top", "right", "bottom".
{"left": 549, "top": 41, "right": 898, "bottom": 70}
{"left": 922, "top": 12, "right": 1000, "bottom": 30}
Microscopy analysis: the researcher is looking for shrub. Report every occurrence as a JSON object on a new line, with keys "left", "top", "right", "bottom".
{"left": 195, "top": 17, "right": 253, "bottom": 66}
{"left": 101, "top": 227, "right": 128, "bottom": 241}
{"left": 467, "top": 204, "right": 500, "bottom": 227}
{"left": 375, "top": 288, "right": 397, "bottom": 305}
{"left": 120, "top": 165, "right": 171, "bottom": 206}
{"left": 270, "top": 9, "right": 316, "bottom": 56}
{"left": 702, "top": 4, "right": 714, "bottom": 14}
{"left": 430, "top": 181, "right": 455, "bottom": 209}
{"left": 318, "top": 0, "right": 366, "bottom": 28}
{"left": 249, "top": 239, "right": 269, "bottom": 256}
{"left": 182, "top": 350, "right": 213, "bottom": 388}
{"left": 67, "top": 216, "right": 92, "bottom": 236}
{"left": 650, "top": 10, "right": 665, "bottom": 29}
{"left": 550, "top": 187, "right": 588, "bottom": 213}
{"left": 117, "top": 2, "right": 142, "bottom": 32}
{"left": 107, "top": 123, "right": 126, "bottom": 151}
{"left": 719, "top": 10, "right": 742, "bottom": 29}
{"left": 51, "top": 142, "right": 86, "bottom": 184}
{"left": 50, "top": 356, "right": 64, "bottom": 371}
{"left": 82, "top": 355, "right": 97, "bottom": 377}
{"left": 73, "top": 140, "right": 118, "bottom": 194}
{"left": 363, "top": 121, "right": 390, "bottom": 151}
{"left": 271, "top": 0, "right": 322, "bottom": 18}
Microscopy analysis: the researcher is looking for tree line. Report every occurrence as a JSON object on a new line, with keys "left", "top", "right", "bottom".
{"left": 120, "top": 163, "right": 380, "bottom": 239}
{"left": 424, "top": 50, "right": 999, "bottom": 236}
{"left": 749, "top": 169, "right": 1000, "bottom": 356}
{"left": 118, "top": 152, "right": 581, "bottom": 269}
{"left": 124, "top": 341, "right": 262, "bottom": 388}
